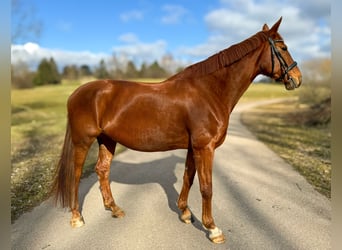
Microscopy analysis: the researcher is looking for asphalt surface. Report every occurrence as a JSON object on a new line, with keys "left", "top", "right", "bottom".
{"left": 11, "top": 99, "right": 331, "bottom": 250}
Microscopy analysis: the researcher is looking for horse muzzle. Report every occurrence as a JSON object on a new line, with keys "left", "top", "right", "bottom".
{"left": 284, "top": 75, "right": 302, "bottom": 90}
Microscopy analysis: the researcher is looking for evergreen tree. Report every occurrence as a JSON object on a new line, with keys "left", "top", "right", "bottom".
{"left": 94, "top": 59, "right": 110, "bottom": 79}
{"left": 125, "top": 60, "right": 139, "bottom": 78}
{"left": 49, "top": 58, "right": 61, "bottom": 83}
{"left": 33, "top": 57, "right": 61, "bottom": 86}
{"left": 145, "top": 61, "right": 168, "bottom": 78}
{"left": 139, "top": 62, "right": 148, "bottom": 78}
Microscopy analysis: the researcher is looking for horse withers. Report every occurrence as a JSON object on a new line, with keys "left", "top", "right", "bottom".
{"left": 51, "top": 17, "right": 302, "bottom": 244}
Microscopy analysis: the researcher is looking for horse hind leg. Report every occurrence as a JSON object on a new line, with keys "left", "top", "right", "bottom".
{"left": 178, "top": 148, "right": 196, "bottom": 224}
{"left": 96, "top": 134, "right": 125, "bottom": 218}
{"left": 70, "top": 144, "right": 92, "bottom": 228}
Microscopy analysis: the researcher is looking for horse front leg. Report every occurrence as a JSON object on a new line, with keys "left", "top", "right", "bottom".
{"left": 178, "top": 148, "right": 196, "bottom": 224}
{"left": 95, "top": 139, "right": 125, "bottom": 218}
{"left": 193, "top": 145, "right": 225, "bottom": 244}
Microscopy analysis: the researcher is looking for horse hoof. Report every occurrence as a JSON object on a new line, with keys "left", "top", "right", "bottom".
{"left": 207, "top": 227, "right": 225, "bottom": 244}
{"left": 180, "top": 207, "right": 192, "bottom": 224}
{"left": 211, "top": 234, "right": 226, "bottom": 244}
{"left": 183, "top": 218, "right": 192, "bottom": 224}
{"left": 70, "top": 216, "right": 85, "bottom": 228}
{"left": 181, "top": 209, "right": 192, "bottom": 224}
{"left": 112, "top": 206, "right": 125, "bottom": 218}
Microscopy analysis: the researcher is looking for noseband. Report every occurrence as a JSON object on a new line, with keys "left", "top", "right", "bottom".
{"left": 268, "top": 37, "right": 297, "bottom": 88}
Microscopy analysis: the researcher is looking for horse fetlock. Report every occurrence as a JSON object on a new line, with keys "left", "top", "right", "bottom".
{"left": 177, "top": 198, "right": 187, "bottom": 210}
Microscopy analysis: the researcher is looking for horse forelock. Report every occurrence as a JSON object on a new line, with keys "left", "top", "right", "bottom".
{"left": 180, "top": 31, "right": 269, "bottom": 77}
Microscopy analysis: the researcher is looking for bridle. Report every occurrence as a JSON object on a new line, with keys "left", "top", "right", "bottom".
{"left": 268, "top": 37, "right": 297, "bottom": 88}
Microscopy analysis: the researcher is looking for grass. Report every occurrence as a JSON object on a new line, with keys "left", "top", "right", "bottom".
{"left": 11, "top": 80, "right": 330, "bottom": 223}
{"left": 240, "top": 82, "right": 298, "bottom": 101}
{"left": 241, "top": 98, "right": 331, "bottom": 198}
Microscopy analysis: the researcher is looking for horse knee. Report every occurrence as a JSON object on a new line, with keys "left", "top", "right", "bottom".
{"left": 200, "top": 184, "right": 212, "bottom": 199}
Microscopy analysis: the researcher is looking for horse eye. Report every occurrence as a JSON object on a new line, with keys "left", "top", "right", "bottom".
{"left": 281, "top": 46, "right": 288, "bottom": 51}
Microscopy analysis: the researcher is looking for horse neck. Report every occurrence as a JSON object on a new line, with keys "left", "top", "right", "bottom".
{"left": 207, "top": 44, "right": 265, "bottom": 112}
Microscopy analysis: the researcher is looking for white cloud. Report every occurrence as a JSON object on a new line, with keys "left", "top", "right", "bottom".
{"left": 177, "top": 34, "right": 229, "bottom": 59}
{"left": 11, "top": 43, "right": 109, "bottom": 70}
{"left": 293, "top": 0, "right": 330, "bottom": 19}
{"left": 118, "top": 33, "right": 140, "bottom": 43}
{"left": 11, "top": 36, "right": 170, "bottom": 72}
{"left": 205, "top": 10, "right": 259, "bottom": 37}
{"left": 120, "top": 10, "right": 144, "bottom": 22}
{"left": 179, "top": 0, "right": 330, "bottom": 63}
{"left": 112, "top": 38, "right": 168, "bottom": 66}
{"left": 161, "top": 4, "right": 188, "bottom": 24}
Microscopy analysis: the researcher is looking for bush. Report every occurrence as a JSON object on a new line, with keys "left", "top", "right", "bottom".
{"left": 299, "top": 58, "right": 331, "bottom": 105}
{"left": 298, "top": 82, "right": 331, "bottom": 105}
{"left": 11, "top": 61, "right": 35, "bottom": 89}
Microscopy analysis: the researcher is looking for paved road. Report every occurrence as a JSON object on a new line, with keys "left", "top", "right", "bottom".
{"left": 12, "top": 99, "right": 331, "bottom": 250}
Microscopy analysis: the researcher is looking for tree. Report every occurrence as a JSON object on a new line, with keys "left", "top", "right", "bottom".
{"left": 160, "top": 53, "right": 175, "bottom": 75}
{"left": 125, "top": 60, "right": 139, "bottom": 78}
{"left": 11, "top": 61, "right": 35, "bottom": 89}
{"left": 139, "top": 62, "right": 148, "bottom": 78}
{"left": 299, "top": 58, "right": 331, "bottom": 105}
{"left": 62, "top": 65, "right": 79, "bottom": 80}
{"left": 94, "top": 59, "right": 110, "bottom": 79}
{"left": 33, "top": 57, "right": 61, "bottom": 86}
{"left": 79, "top": 64, "right": 92, "bottom": 77}
{"left": 302, "top": 58, "right": 331, "bottom": 84}
{"left": 145, "top": 61, "right": 168, "bottom": 78}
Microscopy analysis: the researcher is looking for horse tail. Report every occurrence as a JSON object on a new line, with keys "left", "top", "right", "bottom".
{"left": 51, "top": 120, "right": 75, "bottom": 208}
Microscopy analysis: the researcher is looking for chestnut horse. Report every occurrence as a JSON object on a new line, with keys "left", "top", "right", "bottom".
{"left": 52, "top": 18, "right": 302, "bottom": 243}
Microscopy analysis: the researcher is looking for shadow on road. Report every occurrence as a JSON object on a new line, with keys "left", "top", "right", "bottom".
{"left": 77, "top": 153, "right": 207, "bottom": 235}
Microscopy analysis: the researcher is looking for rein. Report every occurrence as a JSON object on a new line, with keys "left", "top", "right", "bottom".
{"left": 268, "top": 37, "right": 297, "bottom": 88}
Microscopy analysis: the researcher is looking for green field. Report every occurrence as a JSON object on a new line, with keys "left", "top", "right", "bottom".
{"left": 12, "top": 80, "right": 329, "bottom": 223}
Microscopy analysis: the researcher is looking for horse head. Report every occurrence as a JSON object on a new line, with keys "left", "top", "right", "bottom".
{"left": 261, "top": 17, "right": 302, "bottom": 90}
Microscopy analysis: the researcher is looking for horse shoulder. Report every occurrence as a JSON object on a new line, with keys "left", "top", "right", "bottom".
{"left": 184, "top": 92, "right": 229, "bottom": 149}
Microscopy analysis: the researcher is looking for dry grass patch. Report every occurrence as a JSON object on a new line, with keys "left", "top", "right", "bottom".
{"left": 241, "top": 99, "right": 331, "bottom": 198}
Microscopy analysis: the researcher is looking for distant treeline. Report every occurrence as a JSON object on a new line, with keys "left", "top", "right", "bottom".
{"left": 11, "top": 57, "right": 182, "bottom": 89}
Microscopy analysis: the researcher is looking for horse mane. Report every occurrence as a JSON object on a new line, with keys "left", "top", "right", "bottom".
{"left": 178, "top": 31, "right": 269, "bottom": 78}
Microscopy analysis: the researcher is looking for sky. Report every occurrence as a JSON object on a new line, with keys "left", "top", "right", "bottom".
{"left": 11, "top": 0, "right": 330, "bottom": 72}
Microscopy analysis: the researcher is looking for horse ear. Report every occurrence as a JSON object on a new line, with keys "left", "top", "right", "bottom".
{"left": 269, "top": 17, "right": 282, "bottom": 33}
{"left": 262, "top": 24, "right": 269, "bottom": 31}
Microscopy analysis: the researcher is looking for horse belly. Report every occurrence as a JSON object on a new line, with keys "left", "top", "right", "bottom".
{"left": 105, "top": 118, "right": 189, "bottom": 152}
{"left": 117, "top": 126, "right": 189, "bottom": 152}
